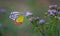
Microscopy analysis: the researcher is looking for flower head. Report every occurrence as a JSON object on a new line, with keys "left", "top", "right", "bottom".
{"left": 0, "top": 24, "right": 3, "bottom": 28}
{"left": 39, "top": 19, "right": 45, "bottom": 24}
{"left": 25, "top": 11, "right": 33, "bottom": 16}
{"left": 48, "top": 9, "right": 57, "bottom": 16}
{"left": 29, "top": 17, "right": 35, "bottom": 22}
{"left": 48, "top": 9, "right": 57, "bottom": 13}
{"left": 0, "top": 8, "right": 6, "bottom": 13}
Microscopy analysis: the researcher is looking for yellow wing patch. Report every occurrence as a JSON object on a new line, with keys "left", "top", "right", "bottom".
{"left": 16, "top": 14, "right": 24, "bottom": 22}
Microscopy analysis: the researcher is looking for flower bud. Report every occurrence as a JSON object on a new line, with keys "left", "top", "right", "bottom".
{"left": 29, "top": 17, "right": 35, "bottom": 22}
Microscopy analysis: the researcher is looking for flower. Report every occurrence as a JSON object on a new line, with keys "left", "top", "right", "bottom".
{"left": 48, "top": 9, "right": 57, "bottom": 16}
{"left": 48, "top": 9, "right": 57, "bottom": 13}
{"left": 0, "top": 8, "right": 6, "bottom": 13}
{"left": 0, "top": 24, "right": 3, "bottom": 28}
{"left": 25, "top": 11, "right": 33, "bottom": 16}
{"left": 39, "top": 19, "right": 45, "bottom": 24}
{"left": 29, "top": 17, "right": 35, "bottom": 22}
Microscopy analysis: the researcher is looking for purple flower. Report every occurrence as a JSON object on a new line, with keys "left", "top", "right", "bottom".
{"left": 0, "top": 8, "right": 6, "bottom": 13}
{"left": 48, "top": 9, "right": 57, "bottom": 16}
{"left": 25, "top": 11, "right": 33, "bottom": 16}
{"left": 0, "top": 24, "right": 3, "bottom": 28}
{"left": 39, "top": 19, "right": 45, "bottom": 24}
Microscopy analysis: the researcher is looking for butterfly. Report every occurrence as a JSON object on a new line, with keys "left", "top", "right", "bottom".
{"left": 9, "top": 12, "right": 24, "bottom": 24}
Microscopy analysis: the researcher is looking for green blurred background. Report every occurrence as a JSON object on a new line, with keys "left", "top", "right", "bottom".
{"left": 0, "top": 0, "right": 60, "bottom": 36}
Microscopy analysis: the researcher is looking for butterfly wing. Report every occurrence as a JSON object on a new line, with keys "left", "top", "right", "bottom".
{"left": 14, "top": 14, "right": 24, "bottom": 24}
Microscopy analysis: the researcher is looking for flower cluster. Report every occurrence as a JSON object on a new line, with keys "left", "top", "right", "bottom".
{"left": 48, "top": 4, "right": 58, "bottom": 16}
{"left": 28, "top": 16, "right": 45, "bottom": 26}
{"left": 46, "top": 4, "right": 60, "bottom": 20}
{"left": 39, "top": 19, "right": 45, "bottom": 24}
{"left": 26, "top": 4, "right": 59, "bottom": 36}
{"left": 25, "top": 11, "right": 33, "bottom": 17}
